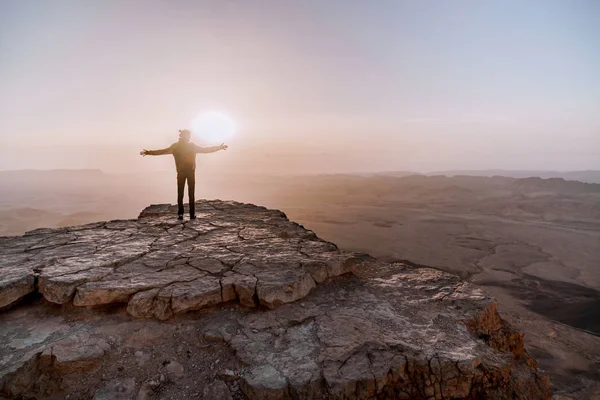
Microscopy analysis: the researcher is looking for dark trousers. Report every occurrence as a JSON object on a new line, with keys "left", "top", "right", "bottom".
{"left": 177, "top": 169, "right": 195, "bottom": 217}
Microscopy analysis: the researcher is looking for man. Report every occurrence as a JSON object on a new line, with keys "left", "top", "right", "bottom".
{"left": 140, "top": 129, "right": 227, "bottom": 220}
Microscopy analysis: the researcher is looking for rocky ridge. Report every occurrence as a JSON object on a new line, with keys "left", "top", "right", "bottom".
{"left": 0, "top": 201, "right": 551, "bottom": 399}
{"left": 1, "top": 201, "right": 360, "bottom": 317}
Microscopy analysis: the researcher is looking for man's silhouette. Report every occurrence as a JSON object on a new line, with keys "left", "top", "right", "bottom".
{"left": 140, "top": 129, "right": 227, "bottom": 220}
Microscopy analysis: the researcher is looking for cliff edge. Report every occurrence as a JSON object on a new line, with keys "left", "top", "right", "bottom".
{"left": 0, "top": 200, "right": 551, "bottom": 399}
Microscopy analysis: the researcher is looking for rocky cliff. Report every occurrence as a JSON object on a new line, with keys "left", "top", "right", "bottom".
{"left": 0, "top": 201, "right": 551, "bottom": 399}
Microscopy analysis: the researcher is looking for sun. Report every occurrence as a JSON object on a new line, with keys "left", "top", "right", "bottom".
{"left": 190, "top": 111, "right": 236, "bottom": 144}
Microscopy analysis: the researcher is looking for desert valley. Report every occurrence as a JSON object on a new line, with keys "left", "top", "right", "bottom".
{"left": 1, "top": 170, "right": 599, "bottom": 398}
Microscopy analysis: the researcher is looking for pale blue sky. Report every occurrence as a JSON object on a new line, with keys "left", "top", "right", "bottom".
{"left": 0, "top": 0, "right": 598, "bottom": 172}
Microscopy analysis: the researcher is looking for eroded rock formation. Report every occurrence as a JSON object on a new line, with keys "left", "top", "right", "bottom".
{"left": 1, "top": 201, "right": 360, "bottom": 318}
{"left": 0, "top": 201, "right": 551, "bottom": 399}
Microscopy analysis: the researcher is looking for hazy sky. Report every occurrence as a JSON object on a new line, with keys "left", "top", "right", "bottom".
{"left": 1, "top": 0, "right": 599, "bottom": 173}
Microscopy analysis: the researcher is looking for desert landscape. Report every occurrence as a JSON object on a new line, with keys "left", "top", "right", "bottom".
{"left": 259, "top": 174, "right": 600, "bottom": 399}
{"left": 3, "top": 1, "right": 599, "bottom": 398}
{"left": 0, "top": 200, "right": 554, "bottom": 399}
{"left": 1, "top": 170, "right": 599, "bottom": 398}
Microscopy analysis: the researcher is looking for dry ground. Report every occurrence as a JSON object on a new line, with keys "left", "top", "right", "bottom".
{"left": 274, "top": 200, "right": 600, "bottom": 399}
{"left": 2, "top": 172, "right": 599, "bottom": 398}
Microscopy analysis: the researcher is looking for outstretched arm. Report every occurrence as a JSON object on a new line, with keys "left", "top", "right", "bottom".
{"left": 140, "top": 144, "right": 174, "bottom": 156}
{"left": 194, "top": 143, "right": 228, "bottom": 153}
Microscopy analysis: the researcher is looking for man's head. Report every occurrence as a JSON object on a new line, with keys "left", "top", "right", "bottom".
{"left": 178, "top": 129, "right": 191, "bottom": 142}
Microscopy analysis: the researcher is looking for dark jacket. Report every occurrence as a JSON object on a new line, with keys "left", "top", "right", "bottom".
{"left": 146, "top": 141, "right": 222, "bottom": 172}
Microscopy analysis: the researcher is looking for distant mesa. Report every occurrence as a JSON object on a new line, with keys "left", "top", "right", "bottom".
{"left": 0, "top": 169, "right": 104, "bottom": 181}
{"left": 366, "top": 169, "right": 600, "bottom": 184}
{"left": 510, "top": 176, "right": 600, "bottom": 194}
{"left": 0, "top": 168, "right": 104, "bottom": 174}
{"left": 425, "top": 169, "right": 600, "bottom": 184}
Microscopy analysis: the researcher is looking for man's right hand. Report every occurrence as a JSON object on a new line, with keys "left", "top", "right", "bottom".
{"left": 140, "top": 150, "right": 148, "bottom": 156}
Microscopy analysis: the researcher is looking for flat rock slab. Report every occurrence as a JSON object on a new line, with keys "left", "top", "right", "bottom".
{"left": 0, "top": 263, "right": 551, "bottom": 399}
{"left": 0, "top": 200, "right": 363, "bottom": 318}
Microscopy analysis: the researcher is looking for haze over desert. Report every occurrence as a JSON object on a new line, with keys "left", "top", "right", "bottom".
{"left": 1, "top": 1, "right": 599, "bottom": 399}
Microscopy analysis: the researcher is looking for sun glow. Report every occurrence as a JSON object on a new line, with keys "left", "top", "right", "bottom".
{"left": 191, "top": 111, "right": 236, "bottom": 144}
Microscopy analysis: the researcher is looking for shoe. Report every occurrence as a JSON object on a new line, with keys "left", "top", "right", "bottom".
{"left": 177, "top": 215, "right": 184, "bottom": 220}
{"left": 190, "top": 215, "right": 196, "bottom": 220}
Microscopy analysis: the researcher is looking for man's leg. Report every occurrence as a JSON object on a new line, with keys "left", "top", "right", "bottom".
{"left": 188, "top": 170, "right": 196, "bottom": 218}
{"left": 177, "top": 172, "right": 186, "bottom": 218}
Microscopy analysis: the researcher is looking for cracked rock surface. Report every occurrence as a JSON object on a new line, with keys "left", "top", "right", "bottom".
{"left": 0, "top": 201, "right": 551, "bottom": 399}
{"left": 1, "top": 201, "right": 361, "bottom": 318}
{"left": 233, "top": 262, "right": 551, "bottom": 399}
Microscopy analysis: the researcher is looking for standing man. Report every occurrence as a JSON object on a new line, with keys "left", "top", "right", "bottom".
{"left": 140, "top": 129, "right": 227, "bottom": 220}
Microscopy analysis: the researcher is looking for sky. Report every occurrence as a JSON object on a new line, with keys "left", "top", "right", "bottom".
{"left": 0, "top": 0, "right": 599, "bottom": 173}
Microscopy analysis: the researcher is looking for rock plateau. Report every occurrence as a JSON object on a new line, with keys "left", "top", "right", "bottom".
{"left": 0, "top": 200, "right": 551, "bottom": 399}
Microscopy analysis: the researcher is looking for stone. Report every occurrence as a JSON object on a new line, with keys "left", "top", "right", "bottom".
{"left": 163, "top": 360, "right": 184, "bottom": 379}
{"left": 202, "top": 329, "right": 225, "bottom": 343}
{"left": 73, "top": 266, "right": 203, "bottom": 307}
{"left": 240, "top": 365, "right": 289, "bottom": 400}
{"left": 93, "top": 378, "right": 136, "bottom": 400}
{"left": 217, "top": 369, "right": 238, "bottom": 382}
{"left": 169, "top": 275, "right": 222, "bottom": 314}
{"left": 221, "top": 276, "right": 237, "bottom": 303}
{"left": 137, "top": 379, "right": 161, "bottom": 400}
{"left": 127, "top": 288, "right": 161, "bottom": 319}
{"left": 200, "top": 319, "right": 237, "bottom": 345}
{"left": 39, "top": 333, "right": 109, "bottom": 376}
{"left": 302, "top": 260, "right": 329, "bottom": 283}
{"left": 221, "top": 273, "right": 257, "bottom": 307}
{"left": 203, "top": 380, "right": 233, "bottom": 400}
{"left": 256, "top": 270, "right": 316, "bottom": 308}
{"left": 39, "top": 267, "right": 114, "bottom": 304}
{"left": 0, "top": 272, "right": 35, "bottom": 309}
